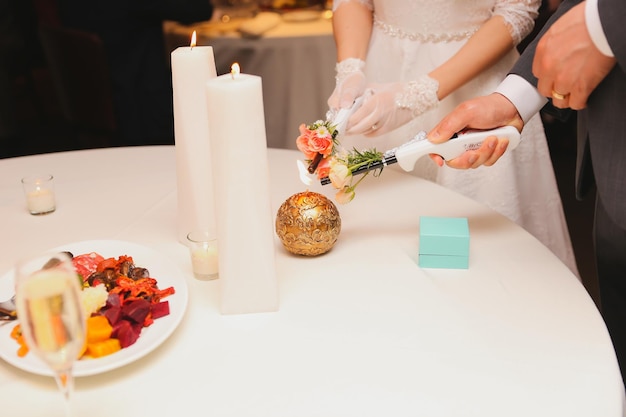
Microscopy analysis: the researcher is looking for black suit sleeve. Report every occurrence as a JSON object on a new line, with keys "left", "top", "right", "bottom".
{"left": 509, "top": 0, "right": 582, "bottom": 121}
{"left": 598, "top": 0, "right": 626, "bottom": 70}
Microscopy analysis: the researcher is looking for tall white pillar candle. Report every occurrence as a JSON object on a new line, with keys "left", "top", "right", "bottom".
{"left": 171, "top": 34, "right": 218, "bottom": 244}
{"left": 206, "top": 64, "right": 279, "bottom": 315}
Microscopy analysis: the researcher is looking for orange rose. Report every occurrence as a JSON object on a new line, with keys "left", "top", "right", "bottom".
{"left": 316, "top": 157, "right": 331, "bottom": 179}
{"left": 296, "top": 124, "right": 334, "bottom": 160}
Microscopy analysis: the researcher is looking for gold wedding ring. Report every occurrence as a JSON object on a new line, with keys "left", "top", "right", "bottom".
{"left": 551, "top": 90, "right": 568, "bottom": 100}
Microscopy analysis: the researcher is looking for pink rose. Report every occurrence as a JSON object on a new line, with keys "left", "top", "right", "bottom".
{"left": 296, "top": 124, "right": 334, "bottom": 160}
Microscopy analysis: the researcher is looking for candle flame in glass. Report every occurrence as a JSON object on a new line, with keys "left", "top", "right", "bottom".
{"left": 190, "top": 31, "right": 197, "bottom": 49}
{"left": 297, "top": 160, "right": 313, "bottom": 187}
{"left": 231, "top": 62, "right": 240, "bottom": 80}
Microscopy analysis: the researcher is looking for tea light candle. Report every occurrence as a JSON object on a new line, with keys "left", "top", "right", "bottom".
{"left": 191, "top": 244, "right": 219, "bottom": 277}
{"left": 22, "top": 174, "right": 56, "bottom": 215}
{"left": 26, "top": 188, "right": 56, "bottom": 215}
{"left": 187, "top": 230, "right": 219, "bottom": 280}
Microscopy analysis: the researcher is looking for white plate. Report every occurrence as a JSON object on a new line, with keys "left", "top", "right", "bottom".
{"left": 0, "top": 240, "right": 188, "bottom": 377}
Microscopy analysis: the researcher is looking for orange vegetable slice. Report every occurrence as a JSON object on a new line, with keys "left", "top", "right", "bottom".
{"left": 86, "top": 315, "right": 113, "bottom": 343}
{"left": 10, "top": 324, "right": 29, "bottom": 357}
{"left": 86, "top": 338, "right": 121, "bottom": 358}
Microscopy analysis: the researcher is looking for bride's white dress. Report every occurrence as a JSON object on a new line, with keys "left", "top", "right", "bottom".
{"left": 336, "top": 0, "right": 579, "bottom": 276}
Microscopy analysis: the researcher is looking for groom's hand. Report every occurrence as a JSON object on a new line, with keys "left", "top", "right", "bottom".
{"left": 533, "top": 3, "right": 616, "bottom": 110}
{"left": 427, "top": 93, "right": 524, "bottom": 169}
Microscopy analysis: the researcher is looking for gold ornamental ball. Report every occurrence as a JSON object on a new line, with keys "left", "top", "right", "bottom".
{"left": 275, "top": 191, "right": 341, "bottom": 256}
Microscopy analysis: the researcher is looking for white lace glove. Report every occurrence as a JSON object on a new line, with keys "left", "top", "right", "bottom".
{"left": 346, "top": 75, "right": 439, "bottom": 136}
{"left": 327, "top": 58, "right": 367, "bottom": 110}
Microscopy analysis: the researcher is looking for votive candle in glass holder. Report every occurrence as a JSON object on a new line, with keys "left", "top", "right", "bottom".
{"left": 21, "top": 174, "right": 56, "bottom": 215}
{"left": 187, "top": 230, "right": 219, "bottom": 280}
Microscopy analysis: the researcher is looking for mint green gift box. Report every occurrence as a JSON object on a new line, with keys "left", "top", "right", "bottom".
{"left": 418, "top": 216, "right": 469, "bottom": 269}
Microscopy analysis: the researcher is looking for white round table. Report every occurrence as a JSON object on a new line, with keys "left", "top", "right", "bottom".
{"left": 0, "top": 146, "right": 623, "bottom": 417}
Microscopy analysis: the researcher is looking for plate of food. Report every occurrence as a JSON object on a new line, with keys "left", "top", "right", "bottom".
{"left": 0, "top": 240, "right": 188, "bottom": 377}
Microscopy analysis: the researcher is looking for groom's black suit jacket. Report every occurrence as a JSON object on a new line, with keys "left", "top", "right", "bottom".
{"left": 512, "top": 0, "right": 626, "bottom": 230}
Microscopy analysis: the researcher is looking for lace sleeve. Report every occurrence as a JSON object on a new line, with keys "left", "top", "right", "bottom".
{"left": 493, "top": 0, "right": 541, "bottom": 45}
{"left": 332, "top": 0, "right": 373, "bottom": 12}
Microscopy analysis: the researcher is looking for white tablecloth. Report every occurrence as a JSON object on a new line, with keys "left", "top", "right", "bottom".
{"left": 164, "top": 15, "right": 336, "bottom": 150}
{"left": 0, "top": 146, "right": 624, "bottom": 416}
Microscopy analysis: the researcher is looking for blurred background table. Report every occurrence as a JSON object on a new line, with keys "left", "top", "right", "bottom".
{"left": 164, "top": 12, "right": 336, "bottom": 149}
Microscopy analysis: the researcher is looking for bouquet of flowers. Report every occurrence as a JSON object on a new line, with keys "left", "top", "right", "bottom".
{"left": 296, "top": 119, "right": 384, "bottom": 204}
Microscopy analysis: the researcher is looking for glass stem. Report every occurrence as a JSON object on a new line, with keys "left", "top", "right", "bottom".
{"left": 54, "top": 369, "right": 74, "bottom": 417}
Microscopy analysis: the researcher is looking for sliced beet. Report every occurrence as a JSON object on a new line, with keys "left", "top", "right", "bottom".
{"left": 151, "top": 301, "right": 170, "bottom": 320}
{"left": 112, "top": 320, "right": 141, "bottom": 348}
{"left": 103, "top": 305, "right": 122, "bottom": 325}
{"left": 105, "top": 293, "right": 122, "bottom": 308}
{"left": 121, "top": 299, "right": 151, "bottom": 324}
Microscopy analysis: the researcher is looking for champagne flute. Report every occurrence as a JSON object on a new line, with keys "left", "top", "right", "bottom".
{"left": 15, "top": 251, "right": 86, "bottom": 416}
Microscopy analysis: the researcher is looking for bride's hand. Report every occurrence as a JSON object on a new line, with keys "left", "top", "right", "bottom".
{"left": 328, "top": 58, "right": 367, "bottom": 110}
{"left": 346, "top": 75, "right": 439, "bottom": 136}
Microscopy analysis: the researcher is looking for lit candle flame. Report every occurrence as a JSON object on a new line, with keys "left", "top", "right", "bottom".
{"left": 297, "top": 160, "right": 313, "bottom": 187}
{"left": 231, "top": 62, "right": 240, "bottom": 80}
{"left": 190, "top": 31, "right": 197, "bottom": 49}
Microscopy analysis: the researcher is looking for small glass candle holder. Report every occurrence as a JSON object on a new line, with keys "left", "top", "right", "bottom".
{"left": 186, "top": 230, "right": 219, "bottom": 280}
{"left": 21, "top": 174, "right": 56, "bottom": 215}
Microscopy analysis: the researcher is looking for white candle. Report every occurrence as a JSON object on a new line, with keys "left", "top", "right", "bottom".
{"left": 191, "top": 245, "right": 219, "bottom": 276}
{"left": 22, "top": 174, "right": 56, "bottom": 215}
{"left": 187, "top": 230, "right": 219, "bottom": 280}
{"left": 206, "top": 64, "right": 279, "bottom": 315}
{"left": 26, "top": 188, "right": 56, "bottom": 214}
{"left": 171, "top": 32, "right": 218, "bottom": 244}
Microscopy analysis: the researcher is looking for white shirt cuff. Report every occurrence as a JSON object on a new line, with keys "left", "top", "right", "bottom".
{"left": 495, "top": 75, "right": 547, "bottom": 124}
{"left": 585, "top": 0, "right": 614, "bottom": 57}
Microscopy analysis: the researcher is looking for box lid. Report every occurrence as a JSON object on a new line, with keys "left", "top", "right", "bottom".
{"left": 419, "top": 216, "right": 469, "bottom": 257}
